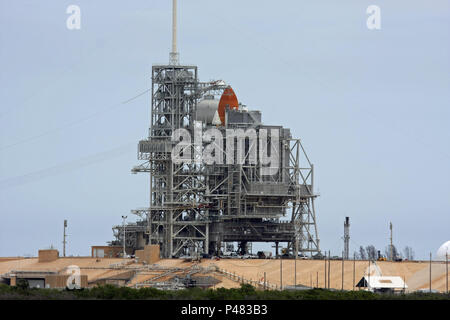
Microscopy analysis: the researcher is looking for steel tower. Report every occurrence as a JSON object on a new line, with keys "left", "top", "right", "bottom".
{"left": 111, "top": 1, "right": 320, "bottom": 258}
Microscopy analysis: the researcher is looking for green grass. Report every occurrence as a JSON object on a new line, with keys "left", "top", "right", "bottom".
{"left": 0, "top": 283, "right": 448, "bottom": 300}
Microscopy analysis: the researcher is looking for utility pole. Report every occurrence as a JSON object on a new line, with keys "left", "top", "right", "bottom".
{"left": 389, "top": 222, "right": 393, "bottom": 261}
{"left": 63, "top": 220, "right": 67, "bottom": 257}
{"left": 294, "top": 240, "right": 297, "bottom": 287}
{"left": 446, "top": 253, "right": 448, "bottom": 294}
{"left": 341, "top": 251, "right": 344, "bottom": 290}
{"left": 353, "top": 252, "right": 356, "bottom": 291}
{"left": 344, "top": 217, "right": 350, "bottom": 260}
{"left": 294, "top": 256, "right": 297, "bottom": 287}
{"left": 429, "top": 252, "right": 432, "bottom": 292}
{"left": 328, "top": 250, "right": 331, "bottom": 289}
{"left": 324, "top": 255, "right": 327, "bottom": 288}
{"left": 122, "top": 215, "right": 127, "bottom": 258}
{"left": 280, "top": 256, "right": 283, "bottom": 290}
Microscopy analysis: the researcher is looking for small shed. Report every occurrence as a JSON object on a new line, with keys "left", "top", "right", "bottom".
{"left": 356, "top": 276, "right": 407, "bottom": 294}
{"left": 91, "top": 246, "right": 123, "bottom": 258}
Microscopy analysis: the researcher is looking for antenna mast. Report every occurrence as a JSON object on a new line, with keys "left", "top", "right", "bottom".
{"left": 63, "top": 220, "right": 67, "bottom": 257}
{"left": 343, "top": 217, "right": 350, "bottom": 260}
{"left": 389, "top": 222, "right": 393, "bottom": 261}
{"left": 169, "top": 0, "right": 179, "bottom": 65}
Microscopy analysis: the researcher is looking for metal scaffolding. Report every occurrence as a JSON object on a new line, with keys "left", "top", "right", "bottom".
{"left": 111, "top": 62, "right": 320, "bottom": 258}
{"left": 110, "top": 1, "right": 320, "bottom": 259}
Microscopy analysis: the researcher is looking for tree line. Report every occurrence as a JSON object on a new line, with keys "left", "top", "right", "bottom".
{"left": 353, "top": 245, "right": 415, "bottom": 260}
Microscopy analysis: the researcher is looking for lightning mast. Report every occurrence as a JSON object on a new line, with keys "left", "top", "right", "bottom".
{"left": 169, "top": 0, "right": 179, "bottom": 65}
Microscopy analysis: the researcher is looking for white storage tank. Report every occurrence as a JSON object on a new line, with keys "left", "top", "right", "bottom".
{"left": 195, "top": 96, "right": 219, "bottom": 124}
{"left": 436, "top": 240, "right": 450, "bottom": 260}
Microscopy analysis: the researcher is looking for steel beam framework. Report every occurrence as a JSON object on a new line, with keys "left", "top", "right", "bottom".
{"left": 112, "top": 64, "right": 320, "bottom": 258}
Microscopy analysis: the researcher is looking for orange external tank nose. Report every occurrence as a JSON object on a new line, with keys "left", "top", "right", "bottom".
{"left": 218, "top": 87, "right": 239, "bottom": 124}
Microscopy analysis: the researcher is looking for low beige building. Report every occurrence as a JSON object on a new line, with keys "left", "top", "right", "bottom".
{"left": 38, "top": 249, "right": 59, "bottom": 263}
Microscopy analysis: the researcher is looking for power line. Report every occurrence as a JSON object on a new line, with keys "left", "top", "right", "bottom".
{"left": 121, "top": 88, "right": 151, "bottom": 104}
{"left": 0, "top": 88, "right": 150, "bottom": 151}
{"left": 0, "top": 143, "right": 134, "bottom": 190}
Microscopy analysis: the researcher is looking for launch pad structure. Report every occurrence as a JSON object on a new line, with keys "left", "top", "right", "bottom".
{"left": 110, "top": 0, "right": 320, "bottom": 258}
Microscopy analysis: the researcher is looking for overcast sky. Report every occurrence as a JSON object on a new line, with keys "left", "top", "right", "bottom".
{"left": 0, "top": 1, "right": 449, "bottom": 259}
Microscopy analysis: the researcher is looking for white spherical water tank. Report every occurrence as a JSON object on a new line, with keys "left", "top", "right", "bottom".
{"left": 195, "top": 98, "right": 220, "bottom": 124}
{"left": 436, "top": 240, "right": 450, "bottom": 260}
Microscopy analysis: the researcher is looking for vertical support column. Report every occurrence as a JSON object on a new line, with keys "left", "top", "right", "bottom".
{"left": 146, "top": 65, "right": 201, "bottom": 258}
{"left": 205, "top": 215, "right": 209, "bottom": 255}
{"left": 292, "top": 140, "right": 320, "bottom": 256}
